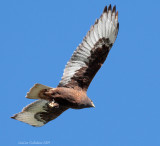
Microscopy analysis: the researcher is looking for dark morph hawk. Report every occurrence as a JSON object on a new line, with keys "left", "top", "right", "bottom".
{"left": 11, "top": 5, "right": 119, "bottom": 127}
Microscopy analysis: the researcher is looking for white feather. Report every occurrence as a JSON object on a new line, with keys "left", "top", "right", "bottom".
{"left": 93, "top": 24, "right": 99, "bottom": 42}
{"left": 97, "top": 18, "right": 103, "bottom": 38}
{"left": 102, "top": 13, "right": 107, "bottom": 37}
{"left": 89, "top": 26, "right": 97, "bottom": 44}
{"left": 85, "top": 33, "right": 94, "bottom": 48}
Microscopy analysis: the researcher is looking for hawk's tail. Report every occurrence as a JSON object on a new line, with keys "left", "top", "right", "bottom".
{"left": 26, "top": 83, "right": 52, "bottom": 99}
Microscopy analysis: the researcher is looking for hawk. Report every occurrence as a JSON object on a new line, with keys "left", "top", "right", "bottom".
{"left": 11, "top": 5, "right": 119, "bottom": 127}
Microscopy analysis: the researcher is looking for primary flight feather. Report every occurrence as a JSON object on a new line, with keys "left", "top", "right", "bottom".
{"left": 11, "top": 4, "right": 119, "bottom": 127}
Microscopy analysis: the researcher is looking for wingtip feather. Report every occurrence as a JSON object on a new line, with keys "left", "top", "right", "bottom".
{"left": 108, "top": 4, "right": 112, "bottom": 11}
{"left": 11, "top": 115, "right": 16, "bottom": 119}
{"left": 117, "top": 22, "right": 119, "bottom": 30}
{"left": 103, "top": 6, "right": 107, "bottom": 13}
{"left": 116, "top": 11, "right": 118, "bottom": 17}
{"left": 112, "top": 5, "right": 116, "bottom": 13}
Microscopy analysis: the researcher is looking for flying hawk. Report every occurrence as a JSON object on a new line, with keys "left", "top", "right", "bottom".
{"left": 11, "top": 5, "right": 119, "bottom": 127}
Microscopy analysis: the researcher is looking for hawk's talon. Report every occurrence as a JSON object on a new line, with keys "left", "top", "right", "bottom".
{"left": 48, "top": 102, "right": 59, "bottom": 108}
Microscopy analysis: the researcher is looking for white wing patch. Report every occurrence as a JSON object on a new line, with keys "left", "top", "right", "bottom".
{"left": 11, "top": 100, "right": 49, "bottom": 127}
{"left": 59, "top": 5, "right": 119, "bottom": 87}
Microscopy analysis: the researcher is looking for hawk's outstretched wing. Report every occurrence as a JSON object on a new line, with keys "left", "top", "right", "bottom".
{"left": 11, "top": 100, "right": 68, "bottom": 127}
{"left": 58, "top": 5, "right": 119, "bottom": 91}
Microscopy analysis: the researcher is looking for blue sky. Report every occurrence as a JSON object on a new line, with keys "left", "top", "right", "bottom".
{"left": 1, "top": 0, "right": 160, "bottom": 146}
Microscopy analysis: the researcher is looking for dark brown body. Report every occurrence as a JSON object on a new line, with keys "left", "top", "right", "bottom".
{"left": 39, "top": 87, "right": 94, "bottom": 109}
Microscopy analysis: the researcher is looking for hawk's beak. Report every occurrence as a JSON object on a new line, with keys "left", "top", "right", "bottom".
{"left": 91, "top": 102, "right": 95, "bottom": 108}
